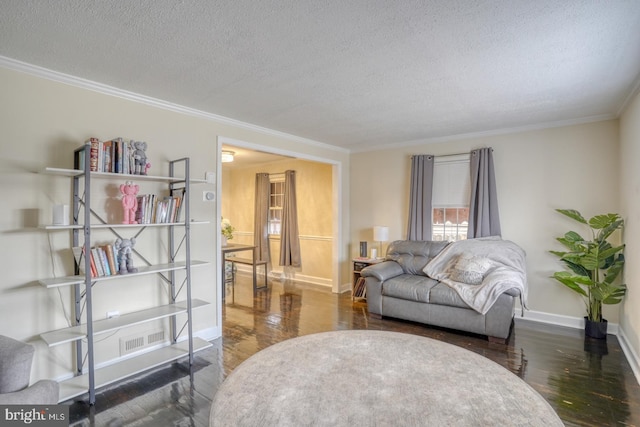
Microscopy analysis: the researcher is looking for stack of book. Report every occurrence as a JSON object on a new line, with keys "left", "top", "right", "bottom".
{"left": 135, "top": 190, "right": 185, "bottom": 224}
{"left": 353, "top": 276, "right": 367, "bottom": 299}
{"left": 75, "top": 137, "right": 145, "bottom": 174}
{"left": 72, "top": 244, "right": 121, "bottom": 278}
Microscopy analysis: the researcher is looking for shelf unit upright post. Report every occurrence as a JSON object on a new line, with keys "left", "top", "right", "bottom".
{"left": 78, "top": 143, "right": 96, "bottom": 404}
{"left": 168, "top": 157, "right": 194, "bottom": 365}
{"left": 71, "top": 151, "right": 83, "bottom": 378}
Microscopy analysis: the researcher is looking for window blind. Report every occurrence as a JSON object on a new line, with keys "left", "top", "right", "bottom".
{"left": 432, "top": 156, "right": 470, "bottom": 207}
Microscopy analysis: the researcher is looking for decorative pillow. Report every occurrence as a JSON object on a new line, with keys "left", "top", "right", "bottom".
{"left": 448, "top": 255, "right": 493, "bottom": 285}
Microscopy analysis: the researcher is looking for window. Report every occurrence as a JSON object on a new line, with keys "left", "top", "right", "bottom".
{"left": 432, "top": 155, "right": 470, "bottom": 242}
{"left": 269, "top": 178, "right": 285, "bottom": 235}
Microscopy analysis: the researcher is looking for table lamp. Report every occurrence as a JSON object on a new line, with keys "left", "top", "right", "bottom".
{"left": 373, "top": 226, "right": 389, "bottom": 259}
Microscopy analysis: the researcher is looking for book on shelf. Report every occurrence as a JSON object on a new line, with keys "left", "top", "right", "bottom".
{"left": 99, "top": 247, "right": 111, "bottom": 276}
{"left": 103, "top": 244, "right": 117, "bottom": 276}
{"left": 97, "top": 141, "right": 104, "bottom": 173}
{"left": 135, "top": 195, "right": 145, "bottom": 224}
{"left": 146, "top": 194, "right": 155, "bottom": 223}
{"left": 102, "top": 140, "right": 112, "bottom": 173}
{"left": 75, "top": 243, "right": 121, "bottom": 278}
{"left": 121, "top": 141, "right": 133, "bottom": 174}
{"left": 89, "top": 253, "right": 98, "bottom": 277}
{"left": 172, "top": 188, "right": 186, "bottom": 222}
{"left": 113, "top": 138, "right": 122, "bottom": 173}
{"left": 73, "top": 245, "right": 103, "bottom": 278}
{"left": 90, "top": 248, "right": 105, "bottom": 276}
{"left": 88, "top": 137, "right": 100, "bottom": 172}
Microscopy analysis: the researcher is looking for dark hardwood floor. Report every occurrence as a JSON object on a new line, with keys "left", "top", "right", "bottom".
{"left": 67, "top": 275, "right": 640, "bottom": 426}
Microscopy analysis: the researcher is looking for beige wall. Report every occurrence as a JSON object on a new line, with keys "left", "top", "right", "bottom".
{"left": 351, "top": 120, "right": 621, "bottom": 322}
{"left": 620, "top": 89, "right": 640, "bottom": 364}
{"left": 2, "top": 60, "right": 638, "bottom": 384}
{"left": 222, "top": 158, "right": 334, "bottom": 286}
{"left": 0, "top": 66, "right": 349, "bottom": 382}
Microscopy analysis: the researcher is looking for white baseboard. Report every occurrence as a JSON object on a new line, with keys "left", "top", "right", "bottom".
{"left": 234, "top": 265, "right": 332, "bottom": 289}
{"left": 617, "top": 328, "right": 640, "bottom": 386}
{"left": 339, "top": 282, "right": 352, "bottom": 294}
{"left": 194, "top": 327, "right": 220, "bottom": 342}
{"left": 515, "top": 307, "right": 618, "bottom": 335}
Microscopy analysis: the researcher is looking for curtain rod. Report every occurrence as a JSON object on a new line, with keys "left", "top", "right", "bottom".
{"left": 410, "top": 148, "right": 492, "bottom": 159}
{"left": 410, "top": 152, "right": 467, "bottom": 159}
{"left": 257, "top": 172, "right": 286, "bottom": 175}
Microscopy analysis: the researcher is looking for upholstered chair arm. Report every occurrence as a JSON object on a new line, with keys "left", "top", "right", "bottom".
{"left": 360, "top": 261, "right": 404, "bottom": 282}
{"left": 0, "top": 380, "right": 59, "bottom": 405}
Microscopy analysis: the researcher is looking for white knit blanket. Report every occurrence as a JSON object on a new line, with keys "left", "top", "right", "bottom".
{"left": 423, "top": 237, "right": 528, "bottom": 315}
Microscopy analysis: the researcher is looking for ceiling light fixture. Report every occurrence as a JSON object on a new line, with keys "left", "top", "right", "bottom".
{"left": 221, "top": 150, "right": 235, "bottom": 163}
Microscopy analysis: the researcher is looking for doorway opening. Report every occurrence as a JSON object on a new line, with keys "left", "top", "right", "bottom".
{"left": 216, "top": 136, "right": 341, "bottom": 322}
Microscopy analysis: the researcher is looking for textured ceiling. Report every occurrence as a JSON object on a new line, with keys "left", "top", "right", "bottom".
{"left": 2, "top": 1, "right": 640, "bottom": 151}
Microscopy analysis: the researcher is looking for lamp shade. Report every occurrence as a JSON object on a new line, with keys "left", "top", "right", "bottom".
{"left": 373, "top": 226, "right": 389, "bottom": 242}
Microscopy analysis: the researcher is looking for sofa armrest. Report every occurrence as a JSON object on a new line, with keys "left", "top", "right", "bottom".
{"left": 360, "top": 261, "right": 404, "bottom": 282}
{"left": 504, "top": 288, "right": 521, "bottom": 297}
{"left": 0, "top": 380, "right": 59, "bottom": 405}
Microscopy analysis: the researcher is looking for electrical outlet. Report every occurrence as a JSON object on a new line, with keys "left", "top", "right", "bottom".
{"left": 106, "top": 310, "right": 120, "bottom": 319}
{"left": 203, "top": 191, "right": 216, "bottom": 202}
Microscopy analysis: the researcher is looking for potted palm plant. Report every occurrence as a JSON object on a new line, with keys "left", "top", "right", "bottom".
{"left": 550, "top": 209, "right": 626, "bottom": 339}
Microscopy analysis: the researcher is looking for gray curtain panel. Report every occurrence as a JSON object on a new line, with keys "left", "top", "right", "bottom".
{"left": 254, "top": 173, "right": 271, "bottom": 262}
{"left": 468, "top": 147, "right": 501, "bottom": 238}
{"left": 279, "top": 170, "right": 301, "bottom": 267}
{"left": 407, "top": 154, "right": 435, "bottom": 240}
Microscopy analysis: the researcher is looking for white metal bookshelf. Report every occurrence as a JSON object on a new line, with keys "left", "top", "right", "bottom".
{"left": 39, "top": 146, "right": 211, "bottom": 405}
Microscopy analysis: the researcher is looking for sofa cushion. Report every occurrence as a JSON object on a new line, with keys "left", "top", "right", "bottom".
{"left": 428, "top": 283, "right": 471, "bottom": 309}
{"left": 382, "top": 274, "right": 439, "bottom": 303}
{"left": 448, "top": 255, "right": 494, "bottom": 285}
{"left": 386, "top": 240, "right": 449, "bottom": 276}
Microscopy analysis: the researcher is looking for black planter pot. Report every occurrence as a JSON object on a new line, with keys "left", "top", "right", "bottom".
{"left": 584, "top": 317, "right": 608, "bottom": 339}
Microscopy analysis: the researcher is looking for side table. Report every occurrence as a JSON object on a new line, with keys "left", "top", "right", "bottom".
{"left": 352, "top": 258, "right": 382, "bottom": 301}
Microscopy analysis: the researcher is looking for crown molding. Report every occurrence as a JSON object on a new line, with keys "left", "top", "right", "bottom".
{"left": 2, "top": 55, "right": 627, "bottom": 156}
{"left": 617, "top": 71, "right": 640, "bottom": 117}
{"left": 349, "top": 114, "right": 617, "bottom": 153}
{"left": 0, "top": 55, "right": 348, "bottom": 154}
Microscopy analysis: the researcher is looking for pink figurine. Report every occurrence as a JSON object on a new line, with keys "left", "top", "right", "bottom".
{"left": 120, "top": 181, "right": 139, "bottom": 224}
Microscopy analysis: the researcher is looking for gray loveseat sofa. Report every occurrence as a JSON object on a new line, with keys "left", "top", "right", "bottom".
{"left": 360, "top": 238, "right": 527, "bottom": 342}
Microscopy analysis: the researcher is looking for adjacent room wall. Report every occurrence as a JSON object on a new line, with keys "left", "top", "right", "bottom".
{"left": 620, "top": 88, "right": 640, "bottom": 372}
{"left": 351, "top": 120, "right": 621, "bottom": 324}
{"left": 222, "top": 158, "right": 334, "bottom": 287}
{"left": 0, "top": 65, "right": 350, "bottom": 382}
